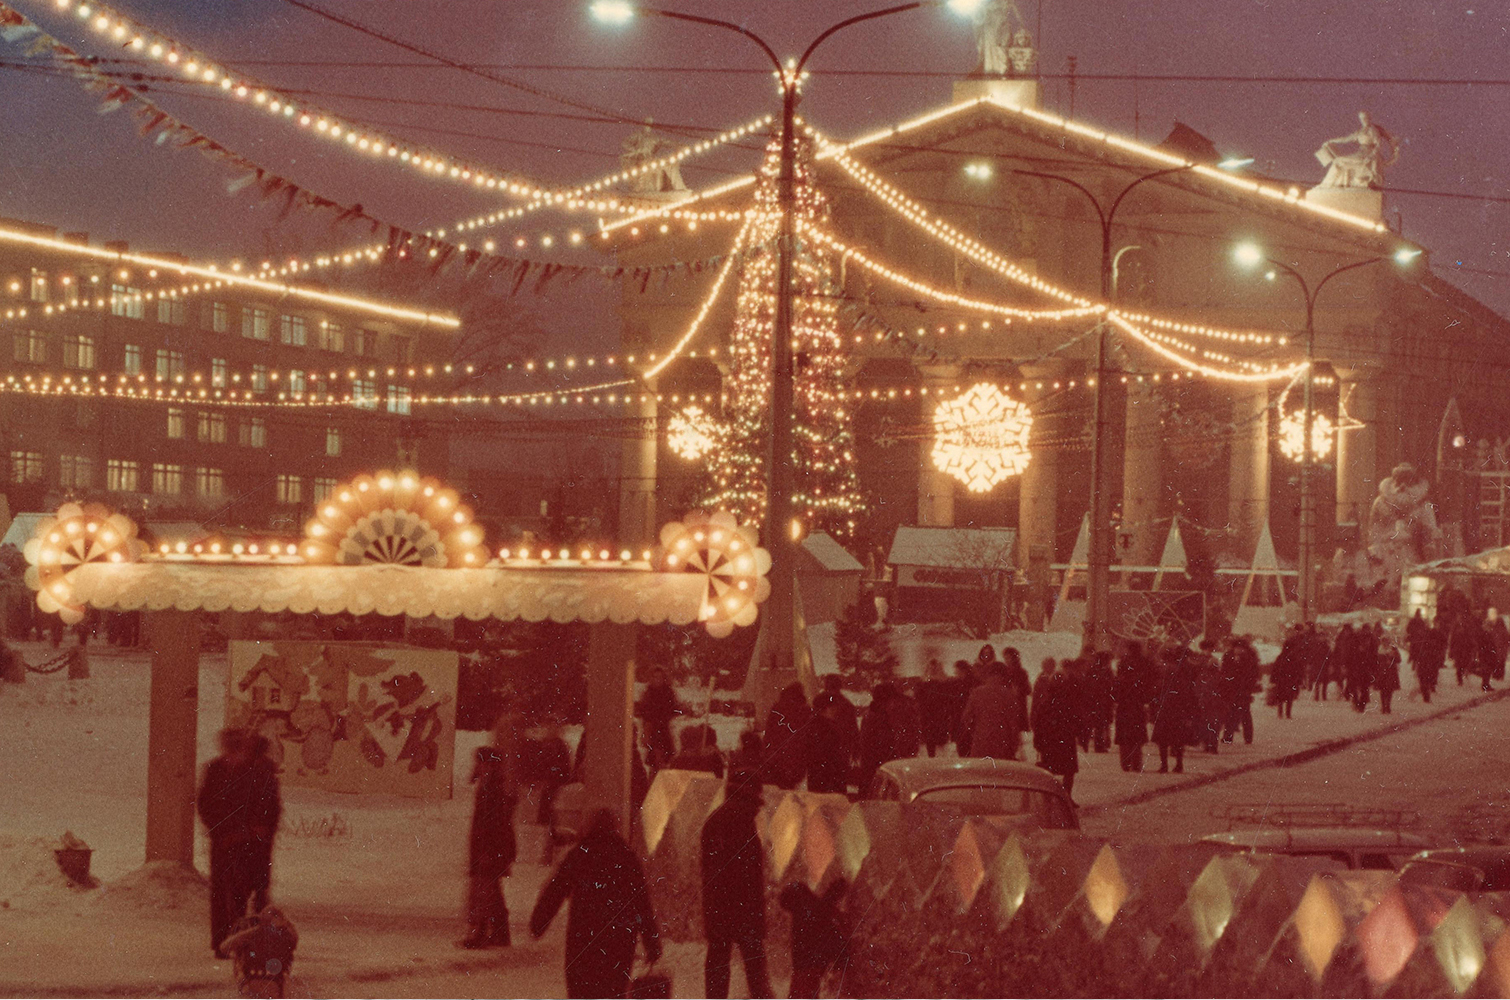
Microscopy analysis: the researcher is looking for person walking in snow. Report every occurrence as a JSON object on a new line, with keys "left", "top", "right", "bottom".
{"left": 1151, "top": 647, "right": 1198, "bottom": 774}
{"left": 1113, "top": 643, "right": 1152, "bottom": 772}
{"left": 636, "top": 665, "right": 682, "bottom": 771}
{"left": 764, "top": 682, "right": 814, "bottom": 790}
{"left": 198, "top": 728, "right": 282, "bottom": 959}
{"left": 530, "top": 809, "right": 661, "bottom": 999}
{"left": 959, "top": 660, "right": 1025, "bottom": 760}
{"left": 461, "top": 716, "right": 519, "bottom": 949}
{"left": 1414, "top": 616, "right": 1447, "bottom": 702}
{"left": 700, "top": 770, "right": 773, "bottom": 999}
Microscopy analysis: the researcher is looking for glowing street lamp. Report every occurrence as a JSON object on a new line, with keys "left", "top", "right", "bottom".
{"left": 1234, "top": 240, "right": 1423, "bottom": 623}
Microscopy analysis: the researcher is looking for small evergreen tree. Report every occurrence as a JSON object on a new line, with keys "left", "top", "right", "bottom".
{"left": 833, "top": 595, "right": 897, "bottom": 687}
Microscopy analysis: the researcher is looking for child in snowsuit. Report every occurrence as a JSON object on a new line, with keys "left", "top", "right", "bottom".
{"left": 222, "top": 905, "right": 297, "bottom": 999}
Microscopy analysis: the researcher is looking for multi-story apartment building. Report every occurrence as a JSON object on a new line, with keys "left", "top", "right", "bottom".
{"left": 0, "top": 216, "right": 462, "bottom": 530}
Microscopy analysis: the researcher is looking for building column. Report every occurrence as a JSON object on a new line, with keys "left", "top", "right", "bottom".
{"left": 582, "top": 621, "right": 636, "bottom": 839}
{"left": 1336, "top": 374, "right": 1378, "bottom": 533}
{"left": 1227, "top": 385, "right": 1272, "bottom": 554}
{"left": 918, "top": 364, "right": 961, "bottom": 527}
{"left": 144, "top": 609, "right": 200, "bottom": 867}
{"left": 1121, "top": 379, "right": 1164, "bottom": 569}
{"left": 1017, "top": 362, "right": 1068, "bottom": 629}
{"left": 618, "top": 378, "right": 658, "bottom": 547}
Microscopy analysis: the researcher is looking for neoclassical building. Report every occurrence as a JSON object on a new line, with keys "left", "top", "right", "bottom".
{"left": 603, "top": 68, "right": 1510, "bottom": 608}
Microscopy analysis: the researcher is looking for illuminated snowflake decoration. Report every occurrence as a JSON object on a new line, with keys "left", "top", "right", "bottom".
{"left": 302, "top": 470, "right": 490, "bottom": 568}
{"left": 24, "top": 502, "right": 145, "bottom": 623}
{"left": 656, "top": 511, "right": 771, "bottom": 637}
{"left": 1277, "top": 410, "right": 1335, "bottom": 463}
{"left": 931, "top": 383, "right": 1034, "bottom": 493}
{"left": 667, "top": 405, "right": 721, "bottom": 462}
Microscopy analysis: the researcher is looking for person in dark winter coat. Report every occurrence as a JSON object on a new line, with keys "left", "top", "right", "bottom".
{"left": 1450, "top": 614, "right": 1481, "bottom": 687}
{"left": 1113, "top": 643, "right": 1152, "bottom": 772}
{"left": 1084, "top": 652, "right": 1115, "bottom": 753}
{"left": 1345, "top": 626, "right": 1377, "bottom": 712}
{"left": 530, "top": 808, "right": 661, "bottom": 1000}
{"left": 806, "top": 698, "right": 853, "bottom": 794}
{"left": 1192, "top": 641, "right": 1224, "bottom": 753}
{"left": 197, "top": 728, "right": 282, "bottom": 958}
{"left": 1031, "top": 660, "right": 1080, "bottom": 798}
{"left": 1151, "top": 648, "right": 1199, "bottom": 774}
{"left": 462, "top": 720, "right": 519, "bottom": 949}
{"left": 780, "top": 879, "right": 849, "bottom": 999}
{"left": 764, "top": 683, "right": 813, "bottom": 790}
{"left": 811, "top": 674, "right": 859, "bottom": 770}
{"left": 917, "top": 659, "right": 955, "bottom": 757}
{"left": 1414, "top": 618, "right": 1447, "bottom": 702}
{"left": 1001, "top": 646, "right": 1033, "bottom": 730}
{"left": 636, "top": 666, "right": 682, "bottom": 770}
{"left": 1062, "top": 657, "right": 1093, "bottom": 753}
{"left": 1375, "top": 640, "right": 1402, "bottom": 714}
{"left": 701, "top": 771, "right": 773, "bottom": 999}
{"left": 856, "top": 683, "right": 899, "bottom": 793}
{"left": 1220, "top": 636, "right": 1261, "bottom": 744}
{"left": 1268, "top": 628, "right": 1306, "bottom": 719}
{"left": 959, "top": 661, "right": 1025, "bottom": 759}
{"left": 1475, "top": 618, "right": 1502, "bottom": 692}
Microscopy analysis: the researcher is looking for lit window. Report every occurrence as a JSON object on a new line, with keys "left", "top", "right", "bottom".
{"left": 151, "top": 462, "right": 183, "bottom": 495}
{"left": 12, "top": 330, "right": 46, "bottom": 364}
{"left": 211, "top": 358, "right": 226, "bottom": 388}
{"left": 201, "top": 301, "right": 229, "bottom": 333}
{"left": 313, "top": 476, "right": 337, "bottom": 502}
{"left": 110, "top": 283, "right": 145, "bottom": 319}
{"left": 252, "top": 365, "right": 269, "bottom": 392}
{"left": 386, "top": 385, "right": 411, "bottom": 416}
{"left": 123, "top": 344, "right": 141, "bottom": 375}
{"left": 276, "top": 474, "right": 302, "bottom": 505}
{"left": 156, "top": 298, "right": 186, "bottom": 326}
{"left": 279, "top": 314, "right": 306, "bottom": 346}
{"left": 155, "top": 349, "right": 185, "bottom": 380}
{"left": 325, "top": 426, "right": 342, "bottom": 457}
{"left": 197, "top": 411, "right": 227, "bottom": 444}
{"left": 239, "top": 418, "right": 267, "bottom": 449}
{"left": 319, "top": 322, "right": 344, "bottom": 352}
{"left": 289, "top": 370, "right": 306, "bottom": 394}
{"left": 352, "top": 379, "right": 378, "bottom": 410}
{"left": 62, "top": 334, "right": 96, "bottom": 370}
{"left": 29, "top": 268, "right": 47, "bottom": 303}
{"left": 107, "top": 459, "right": 139, "bottom": 492}
{"left": 9, "top": 450, "right": 42, "bottom": 483}
{"left": 242, "top": 306, "right": 270, "bottom": 341}
{"left": 59, "top": 454, "right": 93, "bottom": 489}
{"left": 195, "top": 467, "right": 225, "bottom": 498}
{"left": 166, "top": 407, "right": 185, "bottom": 440}
{"left": 352, "top": 329, "right": 369, "bottom": 356}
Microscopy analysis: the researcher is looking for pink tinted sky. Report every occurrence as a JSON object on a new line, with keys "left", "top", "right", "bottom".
{"left": 0, "top": 0, "right": 1504, "bottom": 326}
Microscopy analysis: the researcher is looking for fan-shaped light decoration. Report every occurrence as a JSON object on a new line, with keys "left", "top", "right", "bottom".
{"left": 667, "top": 405, "right": 720, "bottom": 462}
{"left": 1278, "top": 410, "right": 1336, "bottom": 462}
{"left": 301, "top": 470, "right": 489, "bottom": 568}
{"left": 656, "top": 511, "right": 771, "bottom": 637}
{"left": 931, "top": 383, "right": 1034, "bottom": 493}
{"left": 23, "top": 502, "right": 145, "bottom": 623}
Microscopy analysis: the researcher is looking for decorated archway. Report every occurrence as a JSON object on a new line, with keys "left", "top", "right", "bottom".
{"left": 23, "top": 473, "right": 770, "bottom": 865}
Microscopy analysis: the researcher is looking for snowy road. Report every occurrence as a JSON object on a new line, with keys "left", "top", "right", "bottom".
{"left": 5, "top": 637, "right": 1509, "bottom": 997}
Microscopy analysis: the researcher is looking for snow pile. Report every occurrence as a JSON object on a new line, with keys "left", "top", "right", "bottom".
{"left": 0, "top": 832, "right": 91, "bottom": 911}
{"left": 95, "top": 860, "right": 207, "bottom": 913}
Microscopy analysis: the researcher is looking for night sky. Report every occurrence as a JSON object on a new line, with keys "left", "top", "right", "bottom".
{"left": 1, "top": 0, "right": 1505, "bottom": 336}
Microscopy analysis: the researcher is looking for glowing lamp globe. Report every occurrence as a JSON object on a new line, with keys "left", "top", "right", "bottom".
{"left": 931, "top": 383, "right": 1033, "bottom": 493}
{"left": 1278, "top": 410, "right": 1335, "bottom": 462}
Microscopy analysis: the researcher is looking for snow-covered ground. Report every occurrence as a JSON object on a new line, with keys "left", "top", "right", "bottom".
{"left": 3, "top": 633, "right": 1504, "bottom": 998}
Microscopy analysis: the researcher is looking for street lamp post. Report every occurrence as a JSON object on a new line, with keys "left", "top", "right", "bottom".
{"left": 1234, "top": 244, "right": 1422, "bottom": 624}
{"left": 594, "top": 0, "right": 971, "bottom": 706}
{"left": 1012, "top": 161, "right": 1246, "bottom": 650}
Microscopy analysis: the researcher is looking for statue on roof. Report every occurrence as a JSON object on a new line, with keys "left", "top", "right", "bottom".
{"left": 621, "top": 122, "right": 687, "bottom": 195}
{"left": 1314, "top": 111, "right": 1399, "bottom": 190}
{"left": 974, "top": 0, "right": 1034, "bottom": 77}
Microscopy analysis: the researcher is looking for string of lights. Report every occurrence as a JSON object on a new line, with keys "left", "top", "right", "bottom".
{"left": 16, "top": 0, "right": 553, "bottom": 197}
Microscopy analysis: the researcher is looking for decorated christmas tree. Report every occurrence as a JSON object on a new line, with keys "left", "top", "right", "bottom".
{"left": 703, "top": 133, "right": 865, "bottom": 540}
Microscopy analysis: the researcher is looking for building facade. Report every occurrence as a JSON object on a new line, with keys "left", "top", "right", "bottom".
{"left": 0, "top": 216, "right": 461, "bottom": 531}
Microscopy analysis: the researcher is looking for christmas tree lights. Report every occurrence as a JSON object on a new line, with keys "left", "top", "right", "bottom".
{"left": 702, "top": 134, "right": 865, "bottom": 540}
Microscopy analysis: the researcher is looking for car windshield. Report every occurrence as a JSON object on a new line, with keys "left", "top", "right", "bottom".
{"left": 912, "top": 784, "right": 1073, "bottom": 826}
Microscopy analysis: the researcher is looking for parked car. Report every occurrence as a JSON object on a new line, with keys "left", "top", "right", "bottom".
{"left": 1398, "top": 847, "right": 1510, "bottom": 892}
{"left": 1200, "top": 827, "right": 1431, "bottom": 870}
{"left": 866, "top": 757, "right": 1079, "bottom": 830}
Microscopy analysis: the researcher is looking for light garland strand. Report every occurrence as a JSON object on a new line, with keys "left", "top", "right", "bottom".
{"left": 21, "top": 0, "right": 546, "bottom": 196}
